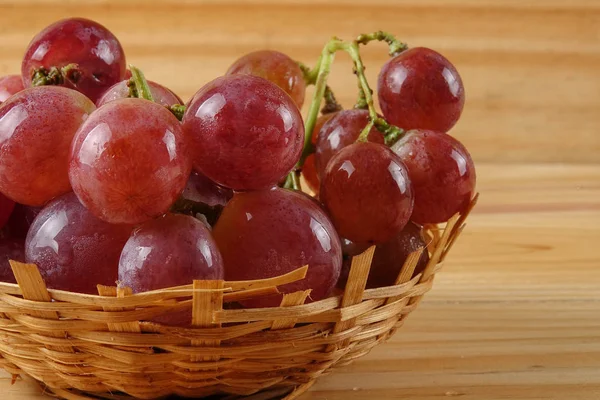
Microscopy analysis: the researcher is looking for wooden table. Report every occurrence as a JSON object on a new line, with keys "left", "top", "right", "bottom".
{"left": 1, "top": 1, "right": 599, "bottom": 399}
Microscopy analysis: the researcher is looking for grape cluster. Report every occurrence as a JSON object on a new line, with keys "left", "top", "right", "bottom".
{"left": 0, "top": 19, "right": 476, "bottom": 320}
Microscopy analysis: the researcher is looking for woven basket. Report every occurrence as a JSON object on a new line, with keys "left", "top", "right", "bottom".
{"left": 0, "top": 196, "right": 477, "bottom": 400}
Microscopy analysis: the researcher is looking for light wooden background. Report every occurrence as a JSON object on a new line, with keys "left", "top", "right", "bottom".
{"left": 1, "top": 1, "right": 599, "bottom": 399}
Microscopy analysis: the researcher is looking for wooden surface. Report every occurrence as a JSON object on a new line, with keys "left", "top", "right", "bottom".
{"left": 1, "top": 0, "right": 599, "bottom": 399}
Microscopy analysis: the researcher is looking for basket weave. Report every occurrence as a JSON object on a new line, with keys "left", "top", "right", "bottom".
{"left": 0, "top": 196, "right": 477, "bottom": 400}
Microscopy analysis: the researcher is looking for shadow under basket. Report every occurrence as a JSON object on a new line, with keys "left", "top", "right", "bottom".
{"left": 0, "top": 196, "right": 477, "bottom": 400}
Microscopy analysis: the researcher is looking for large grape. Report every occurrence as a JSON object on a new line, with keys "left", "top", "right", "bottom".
{"left": 226, "top": 50, "right": 306, "bottom": 108}
{"left": 378, "top": 47, "right": 465, "bottom": 132}
{"left": 96, "top": 79, "right": 182, "bottom": 108}
{"left": 314, "top": 109, "right": 384, "bottom": 178}
{"left": 182, "top": 75, "right": 304, "bottom": 191}
{"left": 0, "top": 194, "right": 15, "bottom": 229}
{"left": 391, "top": 129, "right": 476, "bottom": 223}
{"left": 69, "top": 98, "right": 191, "bottom": 225}
{"left": 0, "top": 86, "right": 96, "bottom": 206}
{"left": 25, "top": 193, "right": 132, "bottom": 294}
{"left": 0, "top": 237, "right": 25, "bottom": 283}
{"left": 213, "top": 188, "right": 342, "bottom": 307}
{"left": 0, "top": 75, "right": 24, "bottom": 103}
{"left": 320, "top": 142, "right": 414, "bottom": 244}
{"left": 22, "top": 18, "right": 126, "bottom": 103}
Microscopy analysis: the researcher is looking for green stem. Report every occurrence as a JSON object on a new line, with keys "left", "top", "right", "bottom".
{"left": 128, "top": 65, "right": 154, "bottom": 102}
{"left": 31, "top": 63, "right": 81, "bottom": 87}
{"left": 169, "top": 104, "right": 187, "bottom": 121}
{"left": 283, "top": 171, "right": 301, "bottom": 190}
{"left": 299, "top": 61, "right": 342, "bottom": 115}
{"left": 356, "top": 31, "right": 408, "bottom": 56}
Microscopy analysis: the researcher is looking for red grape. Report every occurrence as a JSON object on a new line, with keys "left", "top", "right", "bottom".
{"left": 0, "top": 194, "right": 15, "bottom": 229}
{"left": 25, "top": 193, "right": 132, "bottom": 294}
{"left": 0, "top": 75, "right": 24, "bottom": 103}
{"left": 302, "top": 112, "right": 340, "bottom": 195}
{"left": 96, "top": 79, "right": 183, "bottom": 108}
{"left": 5, "top": 204, "right": 42, "bottom": 239}
{"left": 182, "top": 75, "right": 304, "bottom": 191}
{"left": 69, "top": 98, "right": 191, "bottom": 225}
{"left": 226, "top": 50, "right": 306, "bottom": 108}
{"left": 378, "top": 47, "right": 465, "bottom": 133}
{"left": 391, "top": 129, "right": 476, "bottom": 223}
{"left": 314, "top": 109, "right": 384, "bottom": 178}
{"left": 320, "top": 142, "right": 413, "bottom": 244}
{"left": 338, "top": 222, "right": 429, "bottom": 289}
{"left": 0, "top": 237, "right": 25, "bottom": 283}
{"left": 341, "top": 238, "right": 370, "bottom": 258}
{"left": 213, "top": 188, "right": 342, "bottom": 307}
{"left": 22, "top": 18, "right": 126, "bottom": 103}
{"left": 0, "top": 86, "right": 96, "bottom": 206}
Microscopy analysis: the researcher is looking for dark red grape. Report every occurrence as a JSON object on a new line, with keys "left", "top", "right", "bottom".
{"left": 69, "top": 98, "right": 191, "bottom": 225}
{"left": 5, "top": 204, "right": 42, "bottom": 239}
{"left": 378, "top": 47, "right": 465, "bottom": 133}
{"left": 0, "top": 75, "right": 24, "bottom": 103}
{"left": 0, "top": 194, "right": 15, "bottom": 229}
{"left": 341, "top": 238, "right": 370, "bottom": 258}
{"left": 0, "top": 237, "right": 25, "bottom": 283}
{"left": 315, "top": 109, "right": 384, "bottom": 178}
{"left": 302, "top": 112, "right": 340, "bottom": 195}
{"left": 96, "top": 79, "right": 183, "bottom": 108}
{"left": 25, "top": 193, "right": 133, "bottom": 294}
{"left": 22, "top": 18, "right": 126, "bottom": 103}
{"left": 320, "top": 142, "right": 413, "bottom": 244}
{"left": 338, "top": 222, "right": 429, "bottom": 289}
{"left": 226, "top": 50, "right": 306, "bottom": 108}
{"left": 213, "top": 187, "right": 342, "bottom": 307}
{"left": 0, "top": 86, "right": 96, "bottom": 206}
{"left": 391, "top": 129, "right": 476, "bottom": 223}
{"left": 182, "top": 75, "right": 304, "bottom": 191}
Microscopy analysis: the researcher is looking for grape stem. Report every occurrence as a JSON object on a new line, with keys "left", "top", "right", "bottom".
{"left": 355, "top": 31, "right": 408, "bottom": 57}
{"left": 298, "top": 62, "right": 342, "bottom": 115}
{"left": 283, "top": 170, "right": 301, "bottom": 190}
{"left": 169, "top": 104, "right": 187, "bottom": 121}
{"left": 128, "top": 65, "right": 155, "bottom": 102}
{"left": 31, "top": 63, "right": 81, "bottom": 87}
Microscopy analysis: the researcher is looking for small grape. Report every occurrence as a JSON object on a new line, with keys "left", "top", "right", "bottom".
{"left": 315, "top": 109, "right": 384, "bottom": 178}
{"left": 0, "top": 86, "right": 96, "bottom": 206}
{"left": 391, "top": 129, "right": 476, "bottom": 223}
{"left": 213, "top": 188, "right": 342, "bottom": 307}
{"left": 0, "top": 193, "right": 15, "bottom": 229}
{"left": 182, "top": 75, "right": 304, "bottom": 191}
{"left": 0, "top": 75, "right": 24, "bottom": 103}
{"left": 22, "top": 18, "right": 126, "bottom": 102}
{"left": 226, "top": 50, "right": 306, "bottom": 108}
{"left": 69, "top": 98, "right": 191, "bottom": 225}
{"left": 0, "top": 237, "right": 25, "bottom": 283}
{"left": 96, "top": 79, "right": 183, "bottom": 108}
{"left": 378, "top": 47, "right": 465, "bottom": 132}
{"left": 25, "top": 193, "right": 133, "bottom": 294}
{"left": 320, "top": 142, "right": 414, "bottom": 244}
{"left": 341, "top": 238, "right": 370, "bottom": 258}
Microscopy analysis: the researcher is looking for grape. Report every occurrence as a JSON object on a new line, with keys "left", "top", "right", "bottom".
{"left": 338, "top": 222, "right": 429, "bottom": 289}
{"left": 391, "top": 129, "right": 476, "bottom": 223}
{"left": 172, "top": 171, "right": 233, "bottom": 226}
{"left": 25, "top": 193, "right": 132, "bottom": 294}
{"left": 0, "top": 86, "right": 96, "bottom": 206}
{"left": 378, "top": 47, "right": 465, "bottom": 132}
{"left": 226, "top": 50, "right": 306, "bottom": 108}
{"left": 22, "top": 18, "right": 126, "bottom": 103}
{"left": 182, "top": 75, "right": 304, "bottom": 191}
{"left": 96, "top": 79, "right": 183, "bottom": 108}
{"left": 0, "top": 237, "right": 25, "bottom": 283}
{"left": 69, "top": 98, "right": 191, "bottom": 225}
{"left": 302, "top": 112, "right": 340, "bottom": 195}
{"left": 213, "top": 187, "right": 342, "bottom": 307}
{"left": 320, "top": 142, "right": 413, "bottom": 244}
{"left": 314, "top": 109, "right": 384, "bottom": 178}
{"left": 0, "top": 75, "right": 24, "bottom": 103}
{"left": 341, "top": 238, "right": 370, "bottom": 258}
{"left": 0, "top": 194, "right": 15, "bottom": 229}
{"left": 5, "top": 204, "right": 42, "bottom": 239}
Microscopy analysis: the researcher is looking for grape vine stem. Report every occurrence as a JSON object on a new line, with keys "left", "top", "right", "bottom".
{"left": 129, "top": 65, "right": 155, "bottom": 102}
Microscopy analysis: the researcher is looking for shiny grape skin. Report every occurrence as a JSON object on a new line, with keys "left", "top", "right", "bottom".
{"left": 0, "top": 75, "right": 24, "bottom": 103}
{"left": 0, "top": 237, "right": 25, "bottom": 283}
{"left": 69, "top": 98, "right": 191, "bottom": 225}
{"left": 0, "top": 194, "right": 15, "bottom": 229}
{"left": 303, "top": 112, "right": 339, "bottom": 195}
{"left": 338, "top": 222, "right": 429, "bottom": 289}
{"left": 21, "top": 18, "right": 126, "bottom": 103}
{"left": 226, "top": 50, "right": 306, "bottom": 108}
{"left": 5, "top": 204, "right": 42, "bottom": 239}
{"left": 315, "top": 109, "right": 384, "bottom": 179}
{"left": 182, "top": 75, "right": 304, "bottom": 191}
{"left": 25, "top": 193, "right": 133, "bottom": 294}
{"left": 378, "top": 47, "right": 465, "bottom": 133}
{"left": 213, "top": 188, "right": 342, "bottom": 308}
{"left": 392, "top": 129, "right": 476, "bottom": 224}
{"left": 96, "top": 79, "right": 183, "bottom": 108}
{"left": 320, "top": 142, "right": 414, "bottom": 245}
{"left": 0, "top": 87, "right": 96, "bottom": 206}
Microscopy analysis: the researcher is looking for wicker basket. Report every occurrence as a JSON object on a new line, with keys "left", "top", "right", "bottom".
{"left": 0, "top": 196, "right": 477, "bottom": 400}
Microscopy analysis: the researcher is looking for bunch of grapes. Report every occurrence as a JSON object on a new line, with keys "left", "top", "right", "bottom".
{"left": 0, "top": 19, "right": 476, "bottom": 320}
